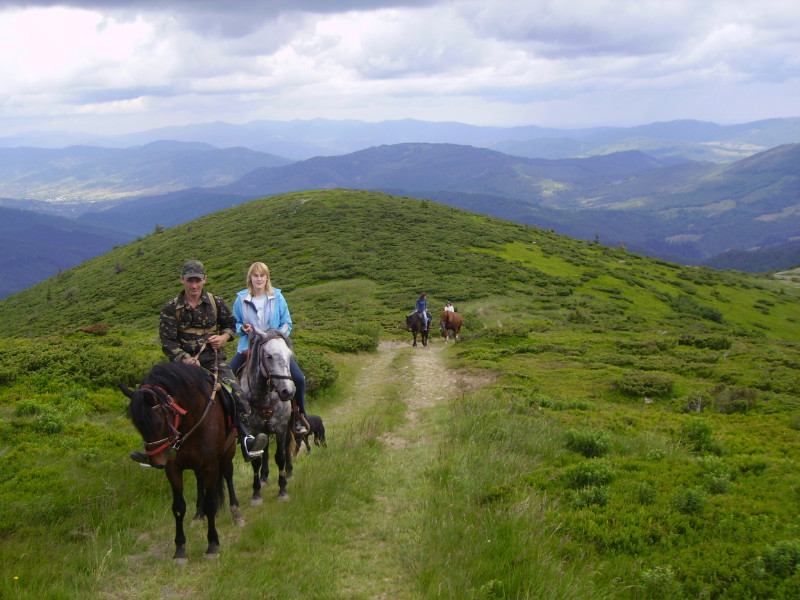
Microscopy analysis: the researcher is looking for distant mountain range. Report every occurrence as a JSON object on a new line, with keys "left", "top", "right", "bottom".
{"left": 0, "top": 117, "right": 798, "bottom": 299}
{"left": 3, "top": 116, "right": 799, "bottom": 162}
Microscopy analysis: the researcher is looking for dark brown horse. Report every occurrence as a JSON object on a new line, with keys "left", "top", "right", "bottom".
{"left": 122, "top": 362, "right": 240, "bottom": 564}
{"left": 440, "top": 310, "right": 462, "bottom": 343}
{"left": 406, "top": 310, "right": 431, "bottom": 346}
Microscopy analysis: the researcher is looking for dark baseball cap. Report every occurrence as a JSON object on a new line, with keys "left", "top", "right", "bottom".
{"left": 181, "top": 260, "right": 205, "bottom": 278}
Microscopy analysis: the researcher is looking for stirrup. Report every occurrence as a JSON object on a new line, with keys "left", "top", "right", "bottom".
{"left": 242, "top": 434, "right": 268, "bottom": 459}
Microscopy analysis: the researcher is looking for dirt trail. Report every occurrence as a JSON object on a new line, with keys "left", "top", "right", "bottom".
{"left": 329, "top": 337, "right": 470, "bottom": 446}
{"left": 322, "top": 336, "right": 483, "bottom": 599}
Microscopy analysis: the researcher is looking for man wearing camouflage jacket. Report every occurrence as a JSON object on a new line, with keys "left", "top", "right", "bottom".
{"left": 129, "top": 260, "right": 267, "bottom": 464}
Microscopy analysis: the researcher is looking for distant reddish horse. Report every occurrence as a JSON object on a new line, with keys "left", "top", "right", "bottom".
{"left": 440, "top": 310, "right": 462, "bottom": 343}
{"left": 122, "top": 362, "right": 240, "bottom": 564}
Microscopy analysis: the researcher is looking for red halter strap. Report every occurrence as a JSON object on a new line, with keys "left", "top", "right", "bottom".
{"left": 138, "top": 384, "right": 189, "bottom": 456}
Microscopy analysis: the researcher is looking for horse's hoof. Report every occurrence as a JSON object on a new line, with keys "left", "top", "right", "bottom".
{"left": 204, "top": 552, "right": 220, "bottom": 561}
{"left": 231, "top": 507, "right": 246, "bottom": 527}
{"left": 250, "top": 497, "right": 263, "bottom": 507}
{"left": 277, "top": 492, "right": 290, "bottom": 502}
{"left": 173, "top": 557, "right": 188, "bottom": 567}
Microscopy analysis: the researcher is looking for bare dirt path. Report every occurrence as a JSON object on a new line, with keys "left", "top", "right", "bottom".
{"left": 319, "top": 337, "right": 484, "bottom": 599}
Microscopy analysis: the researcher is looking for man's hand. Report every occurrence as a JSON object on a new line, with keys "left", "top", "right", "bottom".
{"left": 207, "top": 333, "right": 230, "bottom": 350}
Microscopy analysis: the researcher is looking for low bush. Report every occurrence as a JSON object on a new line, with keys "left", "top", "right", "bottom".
{"left": 294, "top": 347, "right": 338, "bottom": 395}
{"left": 565, "top": 427, "right": 611, "bottom": 458}
{"left": 572, "top": 486, "right": 609, "bottom": 508}
{"left": 759, "top": 539, "right": 800, "bottom": 577}
{"left": 615, "top": 371, "right": 674, "bottom": 398}
{"left": 563, "top": 459, "right": 615, "bottom": 488}
{"left": 713, "top": 384, "right": 757, "bottom": 413}
{"left": 672, "top": 488, "right": 706, "bottom": 514}
{"left": 677, "top": 334, "right": 731, "bottom": 350}
{"left": 640, "top": 565, "right": 684, "bottom": 599}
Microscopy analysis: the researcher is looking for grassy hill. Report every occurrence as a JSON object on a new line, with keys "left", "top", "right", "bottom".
{"left": 1, "top": 189, "right": 800, "bottom": 599}
{"left": 0, "top": 141, "right": 291, "bottom": 204}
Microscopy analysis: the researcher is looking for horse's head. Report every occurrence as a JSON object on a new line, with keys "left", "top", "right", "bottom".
{"left": 246, "top": 329, "right": 296, "bottom": 403}
{"left": 122, "top": 362, "right": 213, "bottom": 468}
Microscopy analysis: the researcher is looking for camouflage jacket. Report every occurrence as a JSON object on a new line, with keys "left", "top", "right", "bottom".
{"left": 159, "top": 290, "right": 237, "bottom": 365}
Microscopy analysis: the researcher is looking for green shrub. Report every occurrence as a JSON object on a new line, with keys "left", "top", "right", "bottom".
{"left": 759, "top": 539, "right": 800, "bottom": 577}
{"left": 14, "top": 399, "right": 44, "bottom": 417}
{"left": 572, "top": 486, "right": 609, "bottom": 508}
{"left": 669, "top": 294, "right": 723, "bottom": 323}
{"left": 306, "top": 330, "right": 376, "bottom": 353}
{"left": 640, "top": 565, "right": 684, "bottom": 599}
{"left": 636, "top": 482, "right": 657, "bottom": 505}
{"left": 679, "top": 419, "right": 714, "bottom": 452}
{"left": 672, "top": 488, "right": 706, "bottom": 514}
{"left": 677, "top": 334, "right": 732, "bottom": 350}
{"left": 616, "top": 371, "right": 674, "bottom": 398}
{"left": 713, "top": 384, "right": 757, "bottom": 414}
{"left": 294, "top": 347, "right": 338, "bottom": 394}
{"left": 699, "top": 455, "right": 733, "bottom": 493}
{"left": 565, "top": 428, "right": 611, "bottom": 458}
{"left": 563, "top": 460, "right": 615, "bottom": 489}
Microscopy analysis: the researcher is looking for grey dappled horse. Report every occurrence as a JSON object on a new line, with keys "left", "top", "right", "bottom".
{"left": 239, "top": 328, "right": 296, "bottom": 504}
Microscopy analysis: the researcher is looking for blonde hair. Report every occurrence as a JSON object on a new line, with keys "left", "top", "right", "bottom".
{"left": 246, "top": 262, "right": 274, "bottom": 296}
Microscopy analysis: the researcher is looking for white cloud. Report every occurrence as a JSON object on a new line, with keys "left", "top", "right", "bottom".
{"left": 0, "top": 0, "right": 797, "bottom": 135}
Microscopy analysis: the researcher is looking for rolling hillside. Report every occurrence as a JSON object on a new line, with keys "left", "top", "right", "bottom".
{"left": 1, "top": 190, "right": 800, "bottom": 599}
{"left": 0, "top": 206, "right": 134, "bottom": 299}
{"left": 2, "top": 141, "right": 798, "bottom": 299}
{"left": 78, "top": 142, "right": 800, "bottom": 267}
{"left": 0, "top": 141, "right": 291, "bottom": 206}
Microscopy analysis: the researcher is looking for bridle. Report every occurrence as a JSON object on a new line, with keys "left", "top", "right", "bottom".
{"left": 136, "top": 381, "right": 216, "bottom": 456}
{"left": 254, "top": 332, "right": 294, "bottom": 393}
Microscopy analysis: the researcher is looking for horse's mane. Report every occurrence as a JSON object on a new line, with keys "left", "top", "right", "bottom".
{"left": 127, "top": 362, "right": 213, "bottom": 438}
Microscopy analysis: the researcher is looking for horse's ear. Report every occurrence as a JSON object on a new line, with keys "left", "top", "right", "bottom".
{"left": 119, "top": 384, "right": 135, "bottom": 399}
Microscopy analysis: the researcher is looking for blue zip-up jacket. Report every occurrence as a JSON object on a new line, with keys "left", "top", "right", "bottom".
{"left": 232, "top": 287, "right": 292, "bottom": 353}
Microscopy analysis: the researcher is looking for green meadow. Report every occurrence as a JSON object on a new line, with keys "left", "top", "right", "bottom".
{"left": 1, "top": 189, "right": 799, "bottom": 599}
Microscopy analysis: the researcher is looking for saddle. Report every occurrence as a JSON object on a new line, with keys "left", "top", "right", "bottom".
{"left": 216, "top": 383, "right": 236, "bottom": 430}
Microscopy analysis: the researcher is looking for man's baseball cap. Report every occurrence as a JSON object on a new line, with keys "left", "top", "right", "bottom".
{"left": 181, "top": 260, "right": 205, "bottom": 278}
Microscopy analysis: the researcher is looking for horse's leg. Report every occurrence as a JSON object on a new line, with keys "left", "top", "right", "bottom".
{"left": 167, "top": 467, "right": 188, "bottom": 565}
{"left": 201, "top": 466, "right": 221, "bottom": 559}
{"left": 250, "top": 455, "right": 263, "bottom": 507}
{"left": 192, "top": 470, "right": 205, "bottom": 522}
{"left": 260, "top": 437, "right": 270, "bottom": 489}
{"left": 412, "top": 331, "right": 417, "bottom": 346}
{"left": 275, "top": 431, "right": 290, "bottom": 501}
{"left": 285, "top": 430, "right": 294, "bottom": 479}
{"left": 223, "top": 452, "right": 245, "bottom": 526}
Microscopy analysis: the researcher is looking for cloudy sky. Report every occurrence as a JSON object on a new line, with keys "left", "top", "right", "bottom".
{"left": 0, "top": 0, "right": 798, "bottom": 136}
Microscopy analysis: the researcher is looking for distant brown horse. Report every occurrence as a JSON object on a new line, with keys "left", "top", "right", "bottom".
{"left": 122, "top": 362, "right": 240, "bottom": 564}
{"left": 406, "top": 310, "right": 432, "bottom": 347}
{"left": 440, "top": 310, "right": 462, "bottom": 342}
